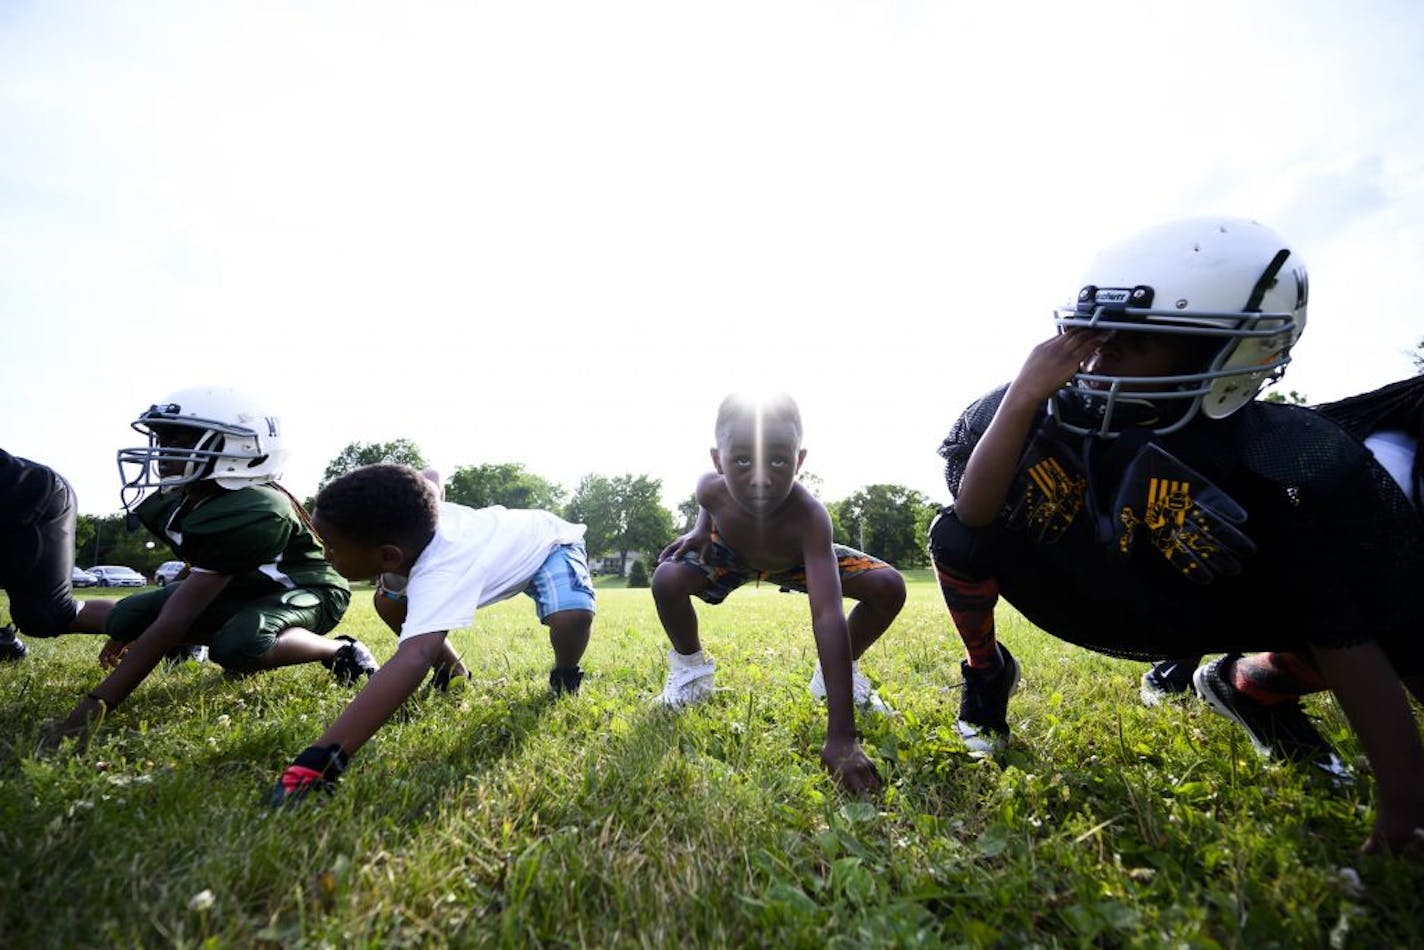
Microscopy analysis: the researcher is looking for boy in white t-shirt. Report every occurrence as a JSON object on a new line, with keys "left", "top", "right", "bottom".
{"left": 268, "top": 463, "right": 595, "bottom": 804}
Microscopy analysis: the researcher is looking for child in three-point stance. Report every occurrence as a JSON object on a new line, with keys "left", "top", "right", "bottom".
{"left": 269, "top": 462, "right": 594, "bottom": 803}
{"left": 50, "top": 388, "right": 365, "bottom": 744}
{"left": 652, "top": 392, "right": 906, "bottom": 794}
{"left": 929, "top": 218, "right": 1424, "bottom": 853}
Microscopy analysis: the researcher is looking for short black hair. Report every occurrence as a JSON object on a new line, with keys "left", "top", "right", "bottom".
{"left": 314, "top": 463, "right": 439, "bottom": 547}
{"left": 714, "top": 391, "right": 803, "bottom": 445}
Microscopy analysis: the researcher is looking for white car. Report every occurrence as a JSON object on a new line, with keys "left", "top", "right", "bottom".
{"left": 87, "top": 565, "right": 148, "bottom": 588}
{"left": 71, "top": 567, "right": 100, "bottom": 588}
{"left": 153, "top": 561, "right": 187, "bottom": 587}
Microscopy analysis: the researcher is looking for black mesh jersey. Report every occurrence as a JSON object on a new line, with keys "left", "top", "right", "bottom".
{"left": 938, "top": 386, "right": 1424, "bottom": 669}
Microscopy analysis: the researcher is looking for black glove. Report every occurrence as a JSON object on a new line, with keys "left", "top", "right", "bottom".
{"left": 1004, "top": 435, "right": 1088, "bottom": 543}
{"left": 268, "top": 743, "right": 349, "bottom": 808}
{"left": 1113, "top": 444, "right": 1256, "bottom": 584}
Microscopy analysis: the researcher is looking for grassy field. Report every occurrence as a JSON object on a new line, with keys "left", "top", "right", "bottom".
{"left": 2, "top": 574, "right": 1423, "bottom": 947}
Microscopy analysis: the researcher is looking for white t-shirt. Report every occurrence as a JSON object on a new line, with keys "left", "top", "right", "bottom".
{"left": 1364, "top": 429, "right": 1420, "bottom": 509}
{"left": 398, "top": 503, "right": 586, "bottom": 642}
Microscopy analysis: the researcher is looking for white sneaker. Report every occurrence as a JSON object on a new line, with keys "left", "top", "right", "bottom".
{"left": 655, "top": 649, "right": 716, "bottom": 709}
{"left": 809, "top": 661, "right": 894, "bottom": 715}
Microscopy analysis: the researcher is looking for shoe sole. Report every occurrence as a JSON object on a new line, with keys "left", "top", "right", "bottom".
{"left": 1192, "top": 664, "right": 1354, "bottom": 784}
{"left": 1192, "top": 664, "right": 1274, "bottom": 759}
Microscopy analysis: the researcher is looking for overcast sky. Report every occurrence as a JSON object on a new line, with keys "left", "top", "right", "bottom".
{"left": 3, "top": 0, "right": 1422, "bottom": 516}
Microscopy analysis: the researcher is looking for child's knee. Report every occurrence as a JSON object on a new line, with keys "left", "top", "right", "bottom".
{"left": 927, "top": 507, "right": 976, "bottom": 571}
{"left": 207, "top": 616, "right": 277, "bottom": 669}
{"left": 10, "top": 597, "right": 78, "bottom": 638}
{"left": 862, "top": 569, "right": 907, "bottom": 613}
{"left": 651, "top": 561, "right": 700, "bottom": 600}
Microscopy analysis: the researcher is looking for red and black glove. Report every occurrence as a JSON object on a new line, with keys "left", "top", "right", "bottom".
{"left": 268, "top": 744, "right": 349, "bottom": 808}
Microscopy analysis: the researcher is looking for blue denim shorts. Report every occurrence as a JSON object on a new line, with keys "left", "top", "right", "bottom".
{"left": 523, "top": 542, "right": 597, "bottom": 620}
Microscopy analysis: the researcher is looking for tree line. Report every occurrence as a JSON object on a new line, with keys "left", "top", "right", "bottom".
{"left": 77, "top": 438, "right": 944, "bottom": 575}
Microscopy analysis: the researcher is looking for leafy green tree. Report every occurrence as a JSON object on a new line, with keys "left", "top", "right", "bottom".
{"left": 797, "top": 470, "right": 825, "bottom": 498}
{"left": 1414, "top": 335, "right": 1424, "bottom": 375}
{"left": 832, "top": 483, "right": 938, "bottom": 568}
{"left": 1263, "top": 389, "right": 1309, "bottom": 405}
{"left": 676, "top": 493, "right": 699, "bottom": 533}
{"left": 320, "top": 439, "right": 426, "bottom": 487}
{"left": 445, "top": 462, "right": 564, "bottom": 511}
{"left": 566, "top": 473, "right": 675, "bottom": 574}
{"left": 626, "top": 559, "right": 650, "bottom": 588}
{"left": 77, "top": 513, "right": 168, "bottom": 576}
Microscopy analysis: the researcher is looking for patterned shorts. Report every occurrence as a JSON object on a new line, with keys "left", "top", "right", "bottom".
{"left": 672, "top": 534, "right": 892, "bottom": 605}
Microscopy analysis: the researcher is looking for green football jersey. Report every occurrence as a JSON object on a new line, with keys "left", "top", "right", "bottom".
{"left": 137, "top": 485, "right": 347, "bottom": 596}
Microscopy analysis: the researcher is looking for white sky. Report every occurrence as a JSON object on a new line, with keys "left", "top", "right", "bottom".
{"left": 3, "top": 0, "right": 1423, "bottom": 515}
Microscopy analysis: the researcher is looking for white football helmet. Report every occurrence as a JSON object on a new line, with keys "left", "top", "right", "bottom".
{"left": 117, "top": 387, "right": 286, "bottom": 510}
{"left": 1049, "top": 217, "right": 1308, "bottom": 437}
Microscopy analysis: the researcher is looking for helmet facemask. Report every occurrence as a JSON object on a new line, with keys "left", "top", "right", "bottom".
{"left": 1048, "top": 220, "right": 1307, "bottom": 438}
{"left": 116, "top": 390, "right": 285, "bottom": 511}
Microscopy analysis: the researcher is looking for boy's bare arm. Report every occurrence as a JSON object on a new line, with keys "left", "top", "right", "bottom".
{"left": 800, "top": 503, "right": 881, "bottom": 794}
{"left": 312, "top": 631, "right": 448, "bottom": 756}
{"left": 51, "top": 571, "right": 232, "bottom": 741}
{"left": 659, "top": 473, "right": 720, "bottom": 563}
{"left": 1311, "top": 642, "right": 1424, "bottom": 853}
{"left": 956, "top": 330, "right": 1103, "bottom": 526}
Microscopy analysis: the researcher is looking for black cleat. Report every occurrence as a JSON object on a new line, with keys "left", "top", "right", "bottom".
{"left": 162, "top": 644, "right": 208, "bottom": 669}
{"left": 0, "top": 625, "right": 26, "bottom": 663}
{"left": 1140, "top": 658, "right": 1197, "bottom": 706}
{"left": 1194, "top": 654, "right": 1352, "bottom": 782}
{"left": 955, "top": 644, "right": 1020, "bottom": 753}
{"left": 323, "top": 636, "right": 379, "bottom": 685}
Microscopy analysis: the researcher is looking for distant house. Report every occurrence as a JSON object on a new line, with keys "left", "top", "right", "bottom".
{"left": 588, "top": 553, "right": 647, "bottom": 577}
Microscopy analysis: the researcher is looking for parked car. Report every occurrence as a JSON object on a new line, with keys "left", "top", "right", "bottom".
{"left": 153, "top": 560, "right": 187, "bottom": 587}
{"left": 86, "top": 565, "right": 148, "bottom": 588}
{"left": 71, "top": 567, "right": 100, "bottom": 588}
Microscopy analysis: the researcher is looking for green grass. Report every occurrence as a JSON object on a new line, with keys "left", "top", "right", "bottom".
{"left": 3, "top": 578, "right": 1423, "bottom": 946}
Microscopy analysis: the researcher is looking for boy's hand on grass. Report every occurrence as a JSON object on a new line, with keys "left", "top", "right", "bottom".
{"left": 1362, "top": 801, "right": 1424, "bottom": 856}
{"left": 97, "top": 638, "right": 130, "bottom": 670}
{"left": 38, "top": 696, "right": 107, "bottom": 752}
{"left": 268, "top": 744, "right": 349, "bottom": 809}
{"left": 821, "top": 736, "right": 882, "bottom": 796}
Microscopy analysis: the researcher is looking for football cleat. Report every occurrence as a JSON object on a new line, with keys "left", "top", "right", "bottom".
{"left": 0, "top": 625, "right": 27, "bottom": 663}
{"left": 1139, "top": 658, "right": 1198, "bottom": 706}
{"left": 162, "top": 644, "right": 208, "bottom": 669}
{"left": 323, "top": 636, "right": 379, "bottom": 685}
{"left": 1194, "top": 655, "right": 1352, "bottom": 783}
{"left": 955, "top": 644, "right": 1020, "bottom": 754}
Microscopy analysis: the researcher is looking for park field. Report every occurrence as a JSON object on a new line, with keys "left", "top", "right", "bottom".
{"left": 2, "top": 574, "right": 1422, "bottom": 946}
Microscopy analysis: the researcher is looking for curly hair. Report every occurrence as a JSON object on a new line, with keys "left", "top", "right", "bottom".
{"left": 714, "top": 391, "right": 803, "bottom": 445}
{"left": 314, "top": 463, "right": 440, "bottom": 547}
